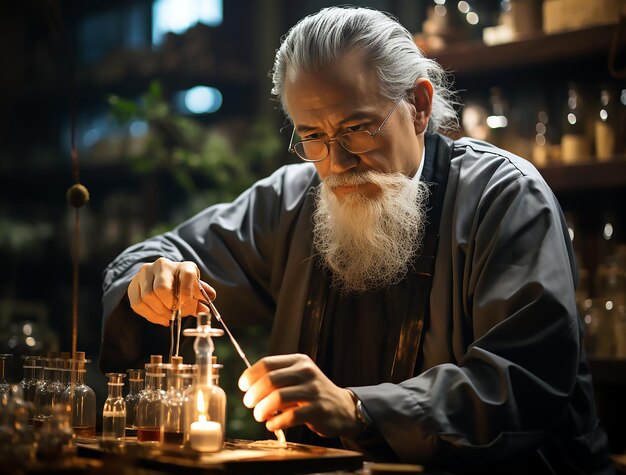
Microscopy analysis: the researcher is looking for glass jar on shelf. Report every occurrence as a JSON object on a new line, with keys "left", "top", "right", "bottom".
{"left": 561, "top": 82, "right": 592, "bottom": 164}
{"left": 580, "top": 298, "right": 614, "bottom": 357}
{"left": 136, "top": 355, "right": 166, "bottom": 443}
{"left": 183, "top": 312, "right": 225, "bottom": 452}
{"left": 595, "top": 85, "right": 618, "bottom": 162}
{"left": 0, "top": 354, "right": 12, "bottom": 399}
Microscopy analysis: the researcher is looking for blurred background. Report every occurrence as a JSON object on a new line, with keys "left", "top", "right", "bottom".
{"left": 0, "top": 0, "right": 625, "bottom": 447}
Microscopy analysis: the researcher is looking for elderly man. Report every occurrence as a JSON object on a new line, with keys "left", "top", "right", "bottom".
{"left": 100, "top": 7, "right": 612, "bottom": 474}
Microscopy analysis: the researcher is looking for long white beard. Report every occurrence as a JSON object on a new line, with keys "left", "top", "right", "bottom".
{"left": 312, "top": 170, "right": 430, "bottom": 293}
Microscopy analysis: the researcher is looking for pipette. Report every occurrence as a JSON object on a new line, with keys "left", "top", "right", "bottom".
{"left": 197, "top": 283, "right": 287, "bottom": 447}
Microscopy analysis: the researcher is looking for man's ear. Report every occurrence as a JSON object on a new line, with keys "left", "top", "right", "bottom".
{"left": 408, "top": 78, "right": 433, "bottom": 135}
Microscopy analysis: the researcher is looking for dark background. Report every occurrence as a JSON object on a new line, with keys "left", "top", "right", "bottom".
{"left": 0, "top": 0, "right": 624, "bottom": 446}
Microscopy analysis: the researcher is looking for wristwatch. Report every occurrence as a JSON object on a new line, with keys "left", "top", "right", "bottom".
{"left": 348, "top": 389, "right": 370, "bottom": 428}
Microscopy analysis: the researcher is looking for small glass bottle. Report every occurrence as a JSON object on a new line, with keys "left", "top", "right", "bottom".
{"left": 595, "top": 85, "right": 618, "bottom": 162}
{"left": 103, "top": 373, "right": 126, "bottom": 442}
{"left": 160, "top": 356, "right": 189, "bottom": 447}
{"left": 561, "top": 82, "right": 591, "bottom": 164}
{"left": 33, "top": 353, "right": 59, "bottom": 426}
{"left": 20, "top": 356, "right": 40, "bottom": 407}
{"left": 210, "top": 357, "right": 226, "bottom": 438}
{"left": 183, "top": 312, "right": 225, "bottom": 452}
{"left": 136, "top": 355, "right": 166, "bottom": 443}
{"left": 61, "top": 352, "right": 96, "bottom": 440}
{"left": 19, "top": 356, "right": 40, "bottom": 424}
{"left": 124, "top": 369, "right": 144, "bottom": 431}
{"left": 0, "top": 354, "right": 12, "bottom": 398}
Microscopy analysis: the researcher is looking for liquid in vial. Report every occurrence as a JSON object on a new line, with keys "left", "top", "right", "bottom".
{"left": 103, "top": 412, "right": 126, "bottom": 440}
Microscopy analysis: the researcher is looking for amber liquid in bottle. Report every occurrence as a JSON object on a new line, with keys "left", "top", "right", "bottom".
{"left": 73, "top": 425, "right": 96, "bottom": 439}
{"left": 137, "top": 427, "right": 161, "bottom": 442}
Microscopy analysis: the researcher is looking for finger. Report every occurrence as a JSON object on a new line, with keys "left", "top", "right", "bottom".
{"left": 239, "top": 354, "right": 308, "bottom": 391}
{"left": 242, "top": 367, "right": 311, "bottom": 408}
{"left": 178, "top": 262, "right": 200, "bottom": 308}
{"left": 129, "top": 277, "right": 170, "bottom": 327}
{"left": 152, "top": 265, "right": 177, "bottom": 309}
{"left": 265, "top": 406, "right": 309, "bottom": 433}
{"left": 196, "top": 300, "right": 210, "bottom": 315}
{"left": 194, "top": 279, "right": 217, "bottom": 302}
{"left": 139, "top": 270, "right": 172, "bottom": 318}
{"left": 252, "top": 386, "right": 313, "bottom": 422}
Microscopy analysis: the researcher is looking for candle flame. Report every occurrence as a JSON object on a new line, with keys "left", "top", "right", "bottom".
{"left": 197, "top": 389, "right": 205, "bottom": 414}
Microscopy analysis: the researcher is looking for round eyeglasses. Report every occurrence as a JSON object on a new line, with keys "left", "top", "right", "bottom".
{"left": 288, "top": 98, "right": 402, "bottom": 163}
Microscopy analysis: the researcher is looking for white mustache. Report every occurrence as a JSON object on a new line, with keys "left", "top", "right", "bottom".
{"left": 323, "top": 171, "right": 398, "bottom": 188}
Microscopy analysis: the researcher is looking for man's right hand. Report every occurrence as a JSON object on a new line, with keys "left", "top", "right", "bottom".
{"left": 127, "top": 257, "right": 216, "bottom": 326}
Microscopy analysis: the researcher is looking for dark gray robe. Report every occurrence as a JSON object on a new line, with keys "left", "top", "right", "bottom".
{"left": 100, "top": 133, "right": 612, "bottom": 474}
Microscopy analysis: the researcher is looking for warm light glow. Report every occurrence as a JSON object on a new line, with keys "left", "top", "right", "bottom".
{"left": 23, "top": 323, "right": 32, "bottom": 336}
{"left": 535, "top": 134, "right": 546, "bottom": 146}
{"left": 599, "top": 109, "right": 608, "bottom": 121}
{"left": 457, "top": 1, "right": 470, "bottom": 13}
{"left": 434, "top": 5, "right": 447, "bottom": 16}
{"left": 487, "top": 115, "right": 508, "bottom": 129}
{"left": 466, "top": 12, "right": 479, "bottom": 24}
{"left": 606, "top": 300, "right": 614, "bottom": 311}
{"left": 197, "top": 389, "right": 206, "bottom": 415}
{"left": 536, "top": 123, "right": 546, "bottom": 134}
{"left": 26, "top": 337, "right": 36, "bottom": 347}
{"left": 567, "top": 113, "right": 577, "bottom": 125}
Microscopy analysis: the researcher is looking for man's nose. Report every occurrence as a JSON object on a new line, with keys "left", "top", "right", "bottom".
{"left": 328, "top": 141, "right": 358, "bottom": 174}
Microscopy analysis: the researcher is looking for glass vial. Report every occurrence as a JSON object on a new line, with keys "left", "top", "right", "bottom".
{"left": 33, "top": 353, "right": 60, "bottom": 426}
{"left": 160, "top": 356, "right": 189, "bottom": 447}
{"left": 595, "top": 85, "right": 618, "bottom": 161}
{"left": 61, "top": 352, "right": 96, "bottom": 440}
{"left": 183, "top": 312, "right": 225, "bottom": 452}
{"left": 0, "top": 354, "right": 12, "bottom": 398}
{"left": 561, "top": 82, "right": 591, "bottom": 164}
{"left": 19, "top": 356, "right": 40, "bottom": 424}
{"left": 136, "top": 355, "right": 166, "bottom": 443}
{"left": 124, "top": 369, "right": 144, "bottom": 431}
{"left": 103, "top": 373, "right": 126, "bottom": 442}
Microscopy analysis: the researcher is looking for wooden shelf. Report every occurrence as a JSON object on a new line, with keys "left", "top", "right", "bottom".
{"left": 429, "top": 24, "right": 619, "bottom": 76}
{"left": 538, "top": 160, "right": 626, "bottom": 192}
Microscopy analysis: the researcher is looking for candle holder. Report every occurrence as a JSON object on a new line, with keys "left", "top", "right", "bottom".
{"left": 183, "top": 312, "right": 225, "bottom": 452}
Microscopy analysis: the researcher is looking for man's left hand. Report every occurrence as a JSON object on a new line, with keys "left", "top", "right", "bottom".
{"left": 238, "top": 353, "right": 363, "bottom": 438}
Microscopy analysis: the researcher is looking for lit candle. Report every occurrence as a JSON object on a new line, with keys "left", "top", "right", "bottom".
{"left": 190, "top": 389, "right": 223, "bottom": 452}
{"left": 190, "top": 415, "right": 222, "bottom": 452}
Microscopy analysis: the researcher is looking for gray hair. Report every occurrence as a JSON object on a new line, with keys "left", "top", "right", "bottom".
{"left": 271, "top": 6, "right": 459, "bottom": 134}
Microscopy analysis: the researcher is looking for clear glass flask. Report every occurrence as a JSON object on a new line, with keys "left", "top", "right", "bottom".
{"left": 20, "top": 356, "right": 40, "bottom": 407}
{"left": 19, "top": 355, "right": 40, "bottom": 424}
{"left": 33, "top": 353, "right": 60, "bottom": 426}
{"left": 136, "top": 355, "right": 166, "bottom": 443}
{"left": 61, "top": 352, "right": 96, "bottom": 440}
{"left": 210, "top": 357, "right": 227, "bottom": 436}
{"left": 124, "top": 369, "right": 144, "bottom": 431}
{"left": 102, "top": 373, "right": 126, "bottom": 442}
{"left": 160, "top": 356, "right": 191, "bottom": 447}
{"left": 0, "top": 354, "right": 12, "bottom": 398}
{"left": 183, "top": 312, "right": 225, "bottom": 452}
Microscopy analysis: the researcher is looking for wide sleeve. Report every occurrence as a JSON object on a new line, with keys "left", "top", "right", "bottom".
{"left": 99, "top": 164, "right": 317, "bottom": 372}
{"left": 349, "top": 171, "right": 581, "bottom": 467}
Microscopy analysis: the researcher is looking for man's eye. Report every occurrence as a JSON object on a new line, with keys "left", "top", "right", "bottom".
{"left": 303, "top": 133, "right": 323, "bottom": 140}
{"left": 347, "top": 124, "right": 365, "bottom": 132}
